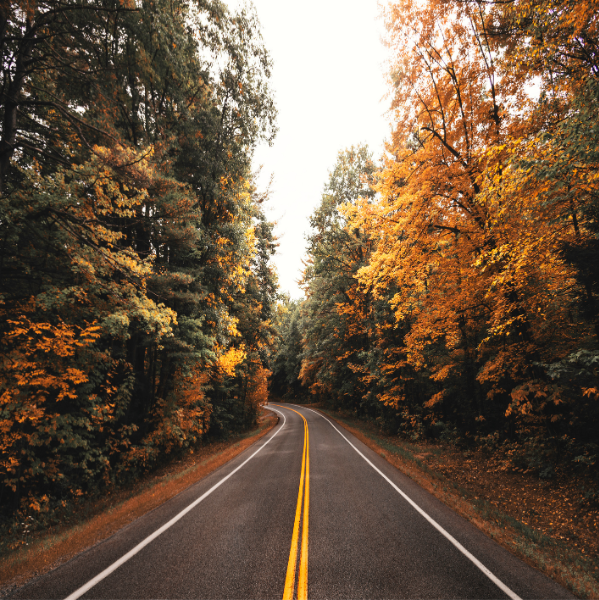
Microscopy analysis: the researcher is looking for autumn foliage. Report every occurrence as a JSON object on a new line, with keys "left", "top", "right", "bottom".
{"left": 0, "top": 0, "right": 278, "bottom": 527}
{"left": 276, "top": 0, "right": 599, "bottom": 483}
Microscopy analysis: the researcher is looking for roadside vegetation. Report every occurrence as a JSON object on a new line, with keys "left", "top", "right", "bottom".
{"left": 0, "top": 410, "right": 277, "bottom": 595}
{"left": 271, "top": 0, "right": 599, "bottom": 594}
{"left": 272, "top": 0, "right": 599, "bottom": 513}
{"left": 1, "top": 0, "right": 277, "bottom": 543}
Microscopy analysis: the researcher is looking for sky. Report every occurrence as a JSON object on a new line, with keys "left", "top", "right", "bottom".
{"left": 228, "top": 0, "right": 392, "bottom": 299}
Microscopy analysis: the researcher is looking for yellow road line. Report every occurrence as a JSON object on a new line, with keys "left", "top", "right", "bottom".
{"left": 272, "top": 405, "right": 310, "bottom": 600}
{"left": 298, "top": 422, "right": 309, "bottom": 600}
{"left": 282, "top": 419, "right": 306, "bottom": 600}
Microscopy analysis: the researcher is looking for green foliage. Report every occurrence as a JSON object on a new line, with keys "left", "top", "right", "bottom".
{"left": 270, "top": 296, "right": 304, "bottom": 399}
{"left": 0, "top": 0, "right": 278, "bottom": 523}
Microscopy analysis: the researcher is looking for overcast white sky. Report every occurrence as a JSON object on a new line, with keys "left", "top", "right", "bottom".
{"left": 229, "top": 0, "right": 392, "bottom": 298}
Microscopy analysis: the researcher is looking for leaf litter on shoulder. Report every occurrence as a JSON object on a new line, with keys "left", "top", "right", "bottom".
{"left": 320, "top": 408, "right": 599, "bottom": 599}
{"left": 0, "top": 409, "right": 278, "bottom": 597}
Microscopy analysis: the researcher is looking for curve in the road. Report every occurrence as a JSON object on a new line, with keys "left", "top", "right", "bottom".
{"left": 63, "top": 410, "right": 288, "bottom": 600}
{"left": 10, "top": 403, "right": 572, "bottom": 600}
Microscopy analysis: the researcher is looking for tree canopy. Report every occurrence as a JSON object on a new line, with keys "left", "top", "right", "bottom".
{"left": 1, "top": 0, "right": 278, "bottom": 521}
{"left": 276, "top": 0, "right": 599, "bottom": 479}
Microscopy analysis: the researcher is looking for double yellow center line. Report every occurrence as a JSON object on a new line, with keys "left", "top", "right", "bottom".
{"left": 272, "top": 405, "right": 310, "bottom": 600}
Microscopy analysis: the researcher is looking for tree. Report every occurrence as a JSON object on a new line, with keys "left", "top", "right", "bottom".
{"left": 299, "top": 145, "right": 378, "bottom": 410}
{"left": 271, "top": 297, "right": 304, "bottom": 399}
{"left": 294, "top": 0, "right": 599, "bottom": 475}
{"left": 0, "top": 0, "right": 278, "bottom": 520}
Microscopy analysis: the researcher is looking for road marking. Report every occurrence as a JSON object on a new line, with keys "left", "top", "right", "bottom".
{"left": 298, "top": 422, "right": 309, "bottom": 600}
{"left": 282, "top": 416, "right": 306, "bottom": 600}
{"left": 64, "top": 411, "right": 286, "bottom": 600}
{"left": 304, "top": 407, "right": 522, "bottom": 600}
{"left": 272, "top": 404, "right": 310, "bottom": 600}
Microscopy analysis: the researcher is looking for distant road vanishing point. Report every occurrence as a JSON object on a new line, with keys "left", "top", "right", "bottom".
{"left": 12, "top": 404, "right": 572, "bottom": 600}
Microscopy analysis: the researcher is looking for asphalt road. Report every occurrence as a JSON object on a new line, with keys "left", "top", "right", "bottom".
{"left": 12, "top": 404, "right": 573, "bottom": 599}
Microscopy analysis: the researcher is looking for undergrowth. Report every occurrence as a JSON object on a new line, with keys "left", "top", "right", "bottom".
{"left": 0, "top": 418, "right": 270, "bottom": 563}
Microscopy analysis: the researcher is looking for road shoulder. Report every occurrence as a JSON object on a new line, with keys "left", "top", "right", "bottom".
{"left": 315, "top": 407, "right": 598, "bottom": 599}
{"left": 0, "top": 409, "right": 278, "bottom": 597}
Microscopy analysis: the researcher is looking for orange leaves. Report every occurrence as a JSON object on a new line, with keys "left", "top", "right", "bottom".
{"left": 507, "top": 387, "right": 534, "bottom": 417}
{"left": 1, "top": 310, "right": 99, "bottom": 406}
{"left": 0, "top": 302, "right": 105, "bottom": 496}
{"left": 430, "top": 364, "right": 452, "bottom": 383}
{"left": 6, "top": 316, "right": 100, "bottom": 358}
{"left": 339, "top": 0, "right": 594, "bottom": 425}
{"left": 244, "top": 365, "right": 271, "bottom": 408}
{"left": 424, "top": 391, "right": 444, "bottom": 409}
{"left": 140, "top": 368, "right": 212, "bottom": 458}
{"left": 292, "top": 0, "right": 599, "bottom": 461}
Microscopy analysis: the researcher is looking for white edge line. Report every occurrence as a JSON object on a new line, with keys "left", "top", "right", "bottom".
{"left": 65, "top": 408, "right": 286, "bottom": 600}
{"left": 303, "top": 406, "right": 522, "bottom": 600}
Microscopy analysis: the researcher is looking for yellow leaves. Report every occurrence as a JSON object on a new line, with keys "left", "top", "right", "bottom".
{"left": 245, "top": 224, "right": 256, "bottom": 253}
{"left": 226, "top": 316, "right": 241, "bottom": 337}
{"left": 103, "top": 295, "right": 176, "bottom": 341}
{"left": 215, "top": 344, "right": 246, "bottom": 377}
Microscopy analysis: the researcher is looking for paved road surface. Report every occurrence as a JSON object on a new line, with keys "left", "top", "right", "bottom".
{"left": 12, "top": 404, "right": 573, "bottom": 599}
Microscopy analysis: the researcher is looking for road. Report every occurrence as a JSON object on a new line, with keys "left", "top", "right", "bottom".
{"left": 12, "top": 404, "right": 572, "bottom": 599}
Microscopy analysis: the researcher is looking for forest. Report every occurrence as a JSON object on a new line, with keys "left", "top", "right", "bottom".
{"left": 0, "top": 0, "right": 277, "bottom": 524}
{"left": 2, "top": 0, "right": 599, "bottom": 538}
{"left": 272, "top": 0, "right": 599, "bottom": 488}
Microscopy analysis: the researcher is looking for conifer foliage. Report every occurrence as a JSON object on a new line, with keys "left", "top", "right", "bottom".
{"left": 0, "top": 0, "right": 277, "bottom": 522}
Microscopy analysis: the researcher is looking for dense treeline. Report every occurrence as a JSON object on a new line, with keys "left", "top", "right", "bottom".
{"left": 274, "top": 0, "right": 599, "bottom": 481}
{"left": 0, "top": 0, "right": 277, "bottom": 522}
